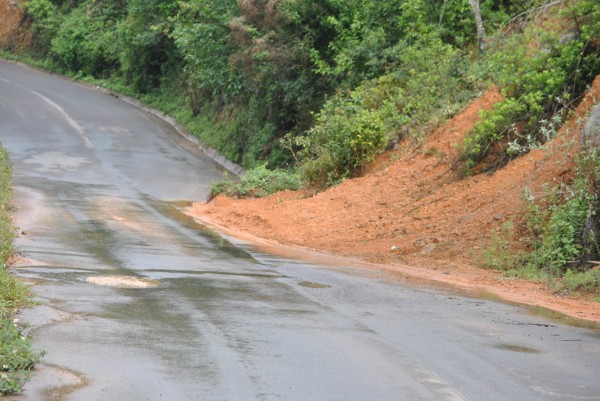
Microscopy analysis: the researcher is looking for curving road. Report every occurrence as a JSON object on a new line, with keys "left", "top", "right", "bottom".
{"left": 1, "top": 60, "right": 599, "bottom": 401}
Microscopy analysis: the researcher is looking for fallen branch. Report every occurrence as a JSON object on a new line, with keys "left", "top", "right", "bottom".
{"left": 566, "top": 260, "right": 600, "bottom": 265}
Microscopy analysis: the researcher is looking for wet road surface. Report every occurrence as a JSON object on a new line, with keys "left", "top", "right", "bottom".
{"left": 1, "top": 60, "right": 600, "bottom": 401}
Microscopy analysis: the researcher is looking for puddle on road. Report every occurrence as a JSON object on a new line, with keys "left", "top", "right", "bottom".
{"left": 12, "top": 362, "right": 89, "bottom": 401}
{"left": 524, "top": 305, "right": 600, "bottom": 332}
{"left": 298, "top": 281, "right": 331, "bottom": 289}
{"left": 154, "top": 200, "right": 259, "bottom": 263}
{"left": 494, "top": 343, "right": 541, "bottom": 353}
{"left": 86, "top": 276, "right": 159, "bottom": 288}
{"left": 41, "top": 364, "right": 89, "bottom": 401}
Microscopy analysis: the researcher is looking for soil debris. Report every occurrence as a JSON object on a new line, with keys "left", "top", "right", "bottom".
{"left": 187, "top": 77, "right": 600, "bottom": 322}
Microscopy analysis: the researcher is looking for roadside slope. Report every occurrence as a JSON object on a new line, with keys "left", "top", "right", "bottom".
{"left": 188, "top": 77, "right": 600, "bottom": 322}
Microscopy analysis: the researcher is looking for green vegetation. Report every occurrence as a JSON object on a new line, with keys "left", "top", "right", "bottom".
{"left": 460, "top": 0, "right": 600, "bottom": 174}
{"left": 210, "top": 165, "right": 300, "bottom": 199}
{"left": 292, "top": 32, "right": 475, "bottom": 186}
{"left": 0, "top": 145, "right": 43, "bottom": 395}
{"left": 10, "top": 0, "right": 533, "bottom": 171}
{"left": 483, "top": 150, "right": 600, "bottom": 294}
{"left": 523, "top": 150, "right": 599, "bottom": 276}
{"left": 8, "top": 0, "right": 597, "bottom": 179}
{"left": 482, "top": 221, "right": 518, "bottom": 271}
{"left": 3, "top": 0, "right": 599, "bottom": 289}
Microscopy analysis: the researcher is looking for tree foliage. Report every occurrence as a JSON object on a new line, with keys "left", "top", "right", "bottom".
{"left": 20, "top": 0, "right": 529, "bottom": 168}
{"left": 8, "top": 0, "right": 600, "bottom": 285}
{"left": 17, "top": 0, "right": 598, "bottom": 175}
{"left": 460, "top": 0, "right": 600, "bottom": 174}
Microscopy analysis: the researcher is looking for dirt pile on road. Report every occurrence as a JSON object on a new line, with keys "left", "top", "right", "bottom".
{"left": 188, "top": 76, "right": 600, "bottom": 322}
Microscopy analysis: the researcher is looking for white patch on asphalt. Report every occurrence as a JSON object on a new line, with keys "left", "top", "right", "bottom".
{"left": 24, "top": 150, "right": 90, "bottom": 172}
{"left": 86, "top": 276, "right": 159, "bottom": 288}
{"left": 531, "top": 386, "right": 600, "bottom": 400}
{"left": 414, "top": 367, "right": 471, "bottom": 401}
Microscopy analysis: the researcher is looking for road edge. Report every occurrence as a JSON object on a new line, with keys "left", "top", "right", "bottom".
{"left": 185, "top": 206, "right": 600, "bottom": 327}
{"left": 0, "top": 57, "right": 245, "bottom": 177}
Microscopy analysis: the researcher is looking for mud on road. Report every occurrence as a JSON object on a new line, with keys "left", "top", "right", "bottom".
{"left": 188, "top": 77, "right": 600, "bottom": 323}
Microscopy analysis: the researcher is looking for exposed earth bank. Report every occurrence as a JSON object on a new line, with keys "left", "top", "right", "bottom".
{"left": 188, "top": 76, "right": 600, "bottom": 323}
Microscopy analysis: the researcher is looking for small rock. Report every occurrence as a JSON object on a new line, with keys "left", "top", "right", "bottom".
{"left": 392, "top": 227, "right": 407, "bottom": 237}
{"left": 581, "top": 103, "right": 600, "bottom": 149}
{"left": 493, "top": 213, "right": 504, "bottom": 221}
{"left": 414, "top": 238, "right": 426, "bottom": 246}
{"left": 459, "top": 214, "right": 473, "bottom": 224}
{"left": 390, "top": 246, "right": 398, "bottom": 251}
{"left": 420, "top": 243, "right": 436, "bottom": 255}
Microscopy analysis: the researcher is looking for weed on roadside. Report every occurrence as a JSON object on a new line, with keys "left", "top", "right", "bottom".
{"left": 482, "top": 221, "right": 518, "bottom": 271}
{"left": 0, "top": 144, "right": 43, "bottom": 395}
{"left": 210, "top": 165, "right": 301, "bottom": 199}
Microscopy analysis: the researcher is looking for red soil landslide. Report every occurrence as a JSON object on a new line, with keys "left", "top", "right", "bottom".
{"left": 188, "top": 76, "right": 600, "bottom": 323}
{"left": 0, "top": 0, "right": 33, "bottom": 51}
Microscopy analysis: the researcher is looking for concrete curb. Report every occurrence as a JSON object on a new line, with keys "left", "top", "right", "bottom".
{"left": 98, "top": 89, "right": 245, "bottom": 177}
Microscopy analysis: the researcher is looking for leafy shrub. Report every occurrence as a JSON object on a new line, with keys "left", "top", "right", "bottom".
{"left": 171, "top": 0, "right": 240, "bottom": 110}
{"left": 25, "top": 0, "right": 61, "bottom": 53}
{"left": 0, "top": 317, "right": 43, "bottom": 395}
{"left": 294, "top": 95, "right": 387, "bottom": 186}
{"left": 295, "top": 32, "right": 474, "bottom": 187}
{"left": 538, "top": 184, "right": 591, "bottom": 275}
{"left": 462, "top": 98, "right": 526, "bottom": 172}
{"left": 210, "top": 165, "right": 301, "bottom": 199}
{"left": 522, "top": 150, "right": 600, "bottom": 277}
{"left": 115, "top": 0, "right": 182, "bottom": 93}
{"left": 460, "top": 0, "right": 600, "bottom": 174}
{"left": 49, "top": 3, "right": 118, "bottom": 77}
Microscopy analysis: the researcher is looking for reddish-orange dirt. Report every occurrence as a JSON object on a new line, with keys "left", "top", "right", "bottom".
{"left": 0, "top": 0, "right": 32, "bottom": 51}
{"left": 188, "top": 76, "right": 600, "bottom": 323}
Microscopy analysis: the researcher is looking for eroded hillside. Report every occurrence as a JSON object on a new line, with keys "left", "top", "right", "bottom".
{"left": 188, "top": 76, "right": 600, "bottom": 321}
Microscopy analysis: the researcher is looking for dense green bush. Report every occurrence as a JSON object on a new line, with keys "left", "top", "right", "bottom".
{"left": 171, "top": 0, "right": 240, "bottom": 110}
{"left": 25, "top": 0, "right": 61, "bottom": 54}
{"left": 295, "top": 97, "right": 386, "bottom": 186}
{"left": 295, "top": 33, "right": 475, "bottom": 186}
{"left": 460, "top": 0, "right": 600, "bottom": 174}
{"left": 522, "top": 150, "right": 600, "bottom": 277}
{"left": 17, "top": 0, "right": 597, "bottom": 186}
{"left": 49, "top": 4, "right": 117, "bottom": 77}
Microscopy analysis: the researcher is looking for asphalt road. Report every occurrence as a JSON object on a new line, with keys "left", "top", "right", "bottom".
{"left": 1, "top": 60, "right": 599, "bottom": 401}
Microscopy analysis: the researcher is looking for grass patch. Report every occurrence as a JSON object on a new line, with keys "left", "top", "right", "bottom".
{"left": 482, "top": 221, "right": 519, "bottom": 271}
{"left": 0, "top": 145, "right": 43, "bottom": 395}
{"left": 553, "top": 269, "right": 600, "bottom": 297}
{"left": 210, "top": 165, "right": 301, "bottom": 199}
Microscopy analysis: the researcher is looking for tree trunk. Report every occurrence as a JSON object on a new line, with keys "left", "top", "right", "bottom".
{"left": 469, "top": 0, "right": 485, "bottom": 55}
{"left": 581, "top": 202, "right": 600, "bottom": 267}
